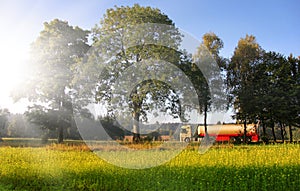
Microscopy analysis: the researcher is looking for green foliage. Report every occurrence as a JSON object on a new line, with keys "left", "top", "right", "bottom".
{"left": 202, "top": 32, "right": 224, "bottom": 59}
{"left": 255, "top": 52, "right": 300, "bottom": 140}
{"left": 13, "top": 19, "right": 90, "bottom": 143}
{"left": 226, "top": 34, "right": 300, "bottom": 141}
{"left": 227, "top": 34, "right": 264, "bottom": 122}
{"left": 75, "top": 5, "right": 190, "bottom": 142}
{"left": 193, "top": 32, "right": 227, "bottom": 134}
{"left": 0, "top": 144, "right": 299, "bottom": 190}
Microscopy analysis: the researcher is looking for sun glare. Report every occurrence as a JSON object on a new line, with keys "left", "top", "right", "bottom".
{"left": 0, "top": 38, "right": 29, "bottom": 111}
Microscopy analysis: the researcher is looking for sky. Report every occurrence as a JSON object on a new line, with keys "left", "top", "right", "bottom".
{"left": 0, "top": 0, "right": 299, "bottom": 122}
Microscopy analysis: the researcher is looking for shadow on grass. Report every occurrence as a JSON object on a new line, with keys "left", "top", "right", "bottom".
{"left": 1, "top": 165, "right": 299, "bottom": 191}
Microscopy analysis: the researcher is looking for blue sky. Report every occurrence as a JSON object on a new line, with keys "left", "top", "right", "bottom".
{"left": 1, "top": 0, "right": 299, "bottom": 57}
{"left": 0, "top": 0, "right": 299, "bottom": 117}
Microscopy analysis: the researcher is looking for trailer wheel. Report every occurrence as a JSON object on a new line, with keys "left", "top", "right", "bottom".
{"left": 229, "top": 137, "right": 236, "bottom": 144}
{"left": 235, "top": 137, "right": 242, "bottom": 144}
{"left": 184, "top": 137, "right": 191, "bottom": 143}
{"left": 246, "top": 137, "right": 252, "bottom": 144}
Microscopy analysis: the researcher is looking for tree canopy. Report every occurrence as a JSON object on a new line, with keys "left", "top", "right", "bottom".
{"left": 226, "top": 34, "right": 300, "bottom": 142}
{"left": 13, "top": 19, "right": 90, "bottom": 143}
{"left": 74, "top": 4, "right": 199, "bottom": 142}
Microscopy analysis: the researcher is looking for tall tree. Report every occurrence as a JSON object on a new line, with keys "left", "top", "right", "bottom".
{"left": 256, "top": 52, "right": 288, "bottom": 141}
{"left": 244, "top": 51, "right": 299, "bottom": 142}
{"left": 193, "top": 32, "right": 226, "bottom": 136}
{"left": 227, "top": 35, "right": 264, "bottom": 143}
{"left": 259, "top": 52, "right": 299, "bottom": 140}
{"left": 75, "top": 4, "right": 185, "bottom": 142}
{"left": 287, "top": 54, "right": 300, "bottom": 142}
{"left": 13, "top": 19, "right": 90, "bottom": 143}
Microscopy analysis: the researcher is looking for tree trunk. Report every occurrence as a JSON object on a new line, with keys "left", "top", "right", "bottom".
{"left": 279, "top": 121, "right": 285, "bottom": 143}
{"left": 262, "top": 121, "right": 266, "bottom": 137}
{"left": 132, "top": 110, "right": 140, "bottom": 143}
{"left": 57, "top": 99, "right": 64, "bottom": 143}
{"left": 204, "top": 104, "right": 208, "bottom": 137}
{"left": 243, "top": 118, "right": 247, "bottom": 144}
{"left": 288, "top": 125, "right": 293, "bottom": 143}
{"left": 58, "top": 125, "right": 64, "bottom": 143}
{"left": 271, "top": 121, "right": 276, "bottom": 142}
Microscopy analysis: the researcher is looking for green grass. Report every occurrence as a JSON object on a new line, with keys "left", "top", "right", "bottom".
{"left": 0, "top": 144, "right": 299, "bottom": 190}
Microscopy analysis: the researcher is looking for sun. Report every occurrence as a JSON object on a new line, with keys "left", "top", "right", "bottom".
{"left": 0, "top": 39, "right": 29, "bottom": 111}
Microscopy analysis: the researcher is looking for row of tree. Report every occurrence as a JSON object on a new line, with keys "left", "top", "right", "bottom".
{"left": 0, "top": 110, "right": 81, "bottom": 140}
{"left": 226, "top": 35, "right": 300, "bottom": 142}
{"left": 7, "top": 4, "right": 299, "bottom": 143}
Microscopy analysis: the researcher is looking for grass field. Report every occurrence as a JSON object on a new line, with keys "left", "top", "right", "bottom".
{"left": 0, "top": 143, "right": 299, "bottom": 191}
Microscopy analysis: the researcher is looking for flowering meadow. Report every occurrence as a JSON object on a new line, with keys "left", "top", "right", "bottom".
{"left": 0, "top": 144, "right": 299, "bottom": 190}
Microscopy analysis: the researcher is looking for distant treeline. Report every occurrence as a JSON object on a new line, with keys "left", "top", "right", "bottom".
{"left": 1, "top": 113, "right": 300, "bottom": 142}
